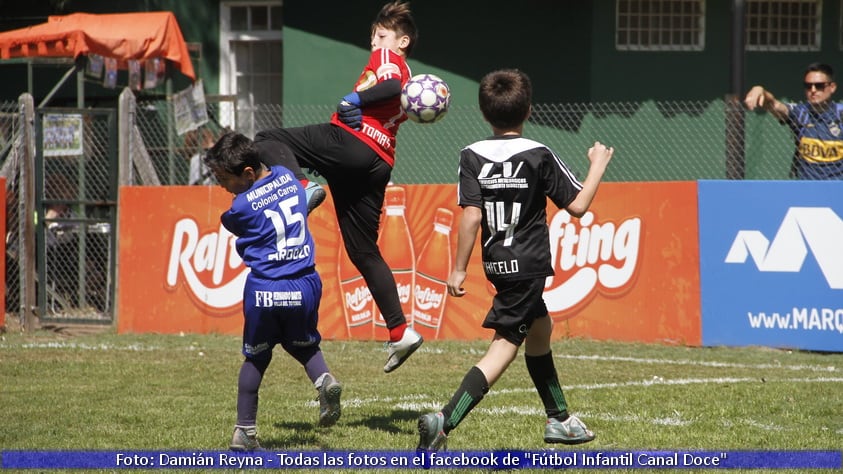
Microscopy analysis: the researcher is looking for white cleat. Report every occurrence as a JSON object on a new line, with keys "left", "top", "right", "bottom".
{"left": 384, "top": 327, "right": 423, "bottom": 373}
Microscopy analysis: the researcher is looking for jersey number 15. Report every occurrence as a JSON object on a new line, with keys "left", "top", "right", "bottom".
{"left": 263, "top": 196, "right": 305, "bottom": 252}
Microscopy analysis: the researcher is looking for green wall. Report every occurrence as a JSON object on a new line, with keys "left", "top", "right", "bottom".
{"left": 589, "top": 1, "right": 843, "bottom": 102}
{"left": 3, "top": 1, "right": 841, "bottom": 104}
{"left": 282, "top": 1, "right": 593, "bottom": 104}
{"left": 284, "top": 1, "right": 842, "bottom": 104}
{"left": 282, "top": 28, "right": 480, "bottom": 108}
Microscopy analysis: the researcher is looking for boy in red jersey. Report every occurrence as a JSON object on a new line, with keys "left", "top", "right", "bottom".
{"left": 255, "top": 1, "right": 423, "bottom": 373}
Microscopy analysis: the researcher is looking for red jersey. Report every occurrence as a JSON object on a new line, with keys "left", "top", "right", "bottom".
{"left": 330, "top": 47, "right": 410, "bottom": 167}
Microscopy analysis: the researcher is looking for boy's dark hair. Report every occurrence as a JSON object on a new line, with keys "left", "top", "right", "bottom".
{"left": 203, "top": 131, "right": 261, "bottom": 176}
{"left": 478, "top": 69, "right": 532, "bottom": 130}
{"left": 373, "top": 1, "right": 418, "bottom": 56}
{"left": 805, "top": 62, "right": 834, "bottom": 81}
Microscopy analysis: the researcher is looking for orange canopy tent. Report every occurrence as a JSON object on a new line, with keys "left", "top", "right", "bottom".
{"left": 0, "top": 11, "right": 195, "bottom": 81}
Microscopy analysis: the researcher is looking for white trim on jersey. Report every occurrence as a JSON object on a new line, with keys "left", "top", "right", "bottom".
{"left": 374, "top": 48, "right": 401, "bottom": 80}
{"left": 465, "top": 137, "right": 583, "bottom": 190}
{"left": 465, "top": 137, "right": 546, "bottom": 162}
{"left": 549, "top": 149, "right": 583, "bottom": 190}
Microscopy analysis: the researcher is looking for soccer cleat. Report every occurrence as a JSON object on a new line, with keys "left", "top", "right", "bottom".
{"left": 230, "top": 425, "right": 260, "bottom": 451}
{"left": 304, "top": 181, "right": 326, "bottom": 214}
{"left": 544, "top": 415, "right": 596, "bottom": 445}
{"left": 317, "top": 373, "right": 342, "bottom": 427}
{"left": 383, "top": 327, "right": 423, "bottom": 373}
{"left": 417, "top": 412, "right": 448, "bottom": 451}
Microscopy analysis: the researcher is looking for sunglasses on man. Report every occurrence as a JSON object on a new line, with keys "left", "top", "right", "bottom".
{"left": 804, "top": 82, "right": 831, "bottom": 91}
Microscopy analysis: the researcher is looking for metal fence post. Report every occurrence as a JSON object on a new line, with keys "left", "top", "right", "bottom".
{"left": 118, "top": 89, "right": 133, "bottom": 186}
{"left": 19, "top": 93, "right": 36, "bottom": 331}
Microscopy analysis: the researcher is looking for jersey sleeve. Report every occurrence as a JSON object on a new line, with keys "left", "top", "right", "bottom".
{"left": 543, "top": 148, "right": 583, "bottom": 209}
{"left": 220, "top": 208, "right": 244, "bottom": 237}
{"left": 457, "top": 149, "right": 483, "bottom": 208}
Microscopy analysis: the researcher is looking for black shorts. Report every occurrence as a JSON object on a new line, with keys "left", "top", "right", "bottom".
{"left": 482, "top": 277, "right": 548, "bottom": 346}
{"left": 255, "top": 124, "right": 392, "bottom": 255}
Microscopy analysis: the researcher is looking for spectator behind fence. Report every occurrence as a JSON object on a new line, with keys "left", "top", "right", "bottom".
{"left": 744, "top": 62, "right": 843, "bottom": 180}
{"left": 186, "top": 128, "right": 219, "bottom": 185}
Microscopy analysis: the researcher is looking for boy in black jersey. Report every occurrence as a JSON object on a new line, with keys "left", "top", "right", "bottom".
{"left": 417, "top": 69, "right": 614, "bottom": 450}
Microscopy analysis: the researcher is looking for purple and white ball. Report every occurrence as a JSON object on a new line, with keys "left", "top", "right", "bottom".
{"left": 401, "top": 74, "right": 451, "bottom": 124}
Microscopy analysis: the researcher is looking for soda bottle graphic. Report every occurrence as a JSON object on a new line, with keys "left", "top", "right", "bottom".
{"left": 373, "top": 185, "right": 415, "bottom": 333}
{"left": 337, "top": 239, "right": 374, "bottom": 339}
{"left": 412, "top": 208, "right": 453, "bottom": 340}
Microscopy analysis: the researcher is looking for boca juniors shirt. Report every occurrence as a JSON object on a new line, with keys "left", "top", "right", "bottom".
{"left": 221, "top": 165, "right": 316, "bottom": 279}
{"left": 458, "top": 136, "right": 583, "bottom": 282}
{"left": 785, "top": 102, "right": 843, "bottom": 179}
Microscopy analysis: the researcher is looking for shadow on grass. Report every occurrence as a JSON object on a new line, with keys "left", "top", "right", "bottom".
{"left": 351, "top": 409, "right": 420, "bottom": 434}
{"left": 265, "top": 420, "right": 320, "bottom": 448}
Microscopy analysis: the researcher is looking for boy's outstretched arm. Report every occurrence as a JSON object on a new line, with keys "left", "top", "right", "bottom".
{"left": 447, "top": 205, "right": 482, "bottom": 297}
{"left": 566, "top": 141, "right": 615, "bottom": 217}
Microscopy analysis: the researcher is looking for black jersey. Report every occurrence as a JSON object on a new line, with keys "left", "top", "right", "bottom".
{"left": 458, "top": 135, "right": 583, "bottom": 282}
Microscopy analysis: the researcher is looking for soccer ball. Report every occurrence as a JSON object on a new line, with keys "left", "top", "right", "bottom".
{"left": 401, "top": 74, "right": 450, "bottom": 124}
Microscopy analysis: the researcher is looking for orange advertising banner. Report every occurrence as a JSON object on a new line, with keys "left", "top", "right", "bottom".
{"left": 117, "top": 182, "right": 700, "bottom": 346}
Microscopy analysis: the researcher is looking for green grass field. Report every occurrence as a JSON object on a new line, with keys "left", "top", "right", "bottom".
{"left": 1, "top": 326, "right": 841, "bottom": 473}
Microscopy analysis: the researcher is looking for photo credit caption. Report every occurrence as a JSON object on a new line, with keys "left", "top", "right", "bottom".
{"left": 1, "top": 450, "right": 840, "bottom": 469}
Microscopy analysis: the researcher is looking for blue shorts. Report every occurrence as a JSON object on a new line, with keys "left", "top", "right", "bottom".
{"left": 241, "top": 270, "right": 322, "bottom": 360}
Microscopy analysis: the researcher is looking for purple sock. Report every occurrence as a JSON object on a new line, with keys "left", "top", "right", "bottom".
{"left": 287, "top": 346, "right": 330, "bottom": 384}
{"left": 236, "top": 359, "right": 268, "bottom": 426}
{"left": 302, "top": 351, "right": 330, "bottom": 384}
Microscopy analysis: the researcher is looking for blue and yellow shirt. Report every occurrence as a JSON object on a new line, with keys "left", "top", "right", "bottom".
{"left": 785, "top": 102, "right": 843, "bottom": 180}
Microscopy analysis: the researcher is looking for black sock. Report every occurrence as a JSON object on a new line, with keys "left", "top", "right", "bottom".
{"left": 440, "top": 366, "right": 489, "bottom": 434}
{"left": 525, "top": 351, "right": 568, "bottom": 420}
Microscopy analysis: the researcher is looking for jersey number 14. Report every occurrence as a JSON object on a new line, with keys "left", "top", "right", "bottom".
{"left": 484, "top": 201, "right": 521, "bottom": 247}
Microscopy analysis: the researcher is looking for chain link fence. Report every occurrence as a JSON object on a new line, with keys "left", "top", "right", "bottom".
{"left": 0, "top": 93, "right": 813, "bottom": 328}
{"left": 243, "top": 99, "right": 796, "bottom": 184}
{"left": 39, "top": 108, "right": 117, "bottom": 323}
{"left": 2, "top": 96, "right": 118, "bottom": 328}
{"left": 1, "top": 98, "right": 24, "bottom": 325}
{"left": 132, "top": 96, "right": 235, "bottom": 186}
{"left": 131, "top": 98, "right": 798, "bottom": 186}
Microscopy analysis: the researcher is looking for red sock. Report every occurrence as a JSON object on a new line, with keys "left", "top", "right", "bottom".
{"left": 299, "top": 179, "right": 309, "bottom": 187}
{"left": 388, "top": 323, "right": 407, "bottom": 342}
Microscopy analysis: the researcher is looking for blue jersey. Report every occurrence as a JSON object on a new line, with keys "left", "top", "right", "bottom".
{"left": 221, "top": 166, "right": 315, "bottom": 279}
{"left": 785, "top": 102, "right": 843, "bottom": 180}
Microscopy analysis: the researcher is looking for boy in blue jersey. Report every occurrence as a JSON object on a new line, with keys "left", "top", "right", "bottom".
{"left": 417, "top": 69, "right": 614, "bottom": 451}
{"left": 204, "top": 132, "right": 342, "bottom": 451}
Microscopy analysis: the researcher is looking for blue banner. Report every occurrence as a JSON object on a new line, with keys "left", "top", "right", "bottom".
{"left": 1, "top": 450, "right": 840, "bottom": 469}
{"left": 698, "top": 180, "right": 843, "bottom": 352}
